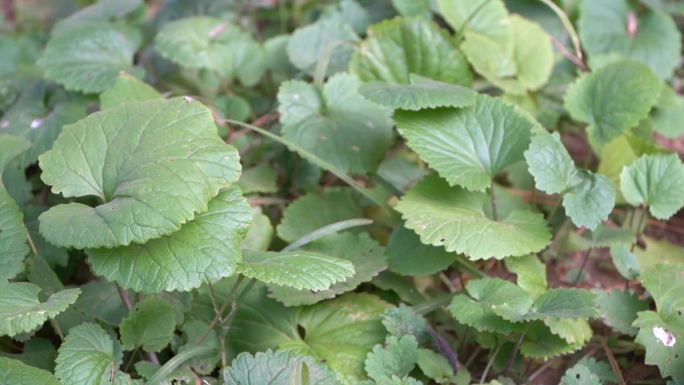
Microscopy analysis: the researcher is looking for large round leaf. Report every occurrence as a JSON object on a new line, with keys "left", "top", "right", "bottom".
{"left": 38, "top": 98, "right": 240, "bottom": 249}
{"left": 349, "top": 17, "right": 472, "bottom": 85}
{"left": 87, "top": 186, "right": 251, "bottom": 293}
{"left": 37, "top": 23, "right": 140, "bottom": 93}
{"left": 578, "top": 0, "right": 681, "bottom": 79}
{"left": 395, "top": 175, "right": 551, "bottom": 260}
{"left": 395, "top": 95, "right": 535, "bottom": 192}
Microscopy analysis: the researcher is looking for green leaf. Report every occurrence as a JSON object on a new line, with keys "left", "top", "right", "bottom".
{"left": 120, "top": 297, "right": 176, "bottom": 352}
{"left": 238, "top": 164, "right": 278, "bottom": 195}
{"left": 620, "top": 153, "right": 684, "bottom": 220}
{"left": 598, "top": 135, "right": 661, "bottom": 202}
{"left": 0, "top": 134, "right": 30, "bottom": 173}
{"left": 522, "top": 289, "right": 598, "bottom": 320}
{"left": 416, "top": 349, "right": 461, "bottom": 385}
{"left": 38, "top": 24, "right": 140, "bottom": 93}
{"left": 0, "top": 187, "right": 29, "bottom": 281}
{"left": 223, "top": 350, "right": 340, "bottom": 385}
{"left": 16, "top": 103, "right": 88, "bottom": 169}
{"left": 521, "top": 322, "right": 584, "bottom": 359}
{"left": 242, "top": 207, "right": 274, "bottom": 252}
{"left": 38, "top": 98, "right": 240, "bottom": 249}
{"left": 610, "top": 244, "right": 640, "bottom": 280}
{"left": 350, "top": 17, "right": 472, "bottom": 85}
{"left": 55, "top": 322, "right": 138, "bottom": 385}
{"left": 396, "top": 175, "right": 551, "bottom": 260}
{"left": 53, "top": 0, "right": 143, "bottom": 35}
{"left": 155, "top": 17, "right": 265, "bottom": 85}
{"left": 0, "top": 283, "right": 79, "bottom": 337}
{"left": 505, "top": 254, "right": 547, "bottom": 299}
{"left": 269, "top": 232, "right": 386, "bottom": 306}
{"left": 596, "top": 289, "right": 648, "bottom": 336}
{"left": 395, "top": 95, "right": 535, "bottom": 192}
{"left": 437, "top": 0, "right": 510, "bottom": 42}
{"left": 525, "top": 132, "right": 615, "bottom": 230}
{"left": 229, "top": 286, "right": 389, "bottom": 383}
{"left": 277, "top": 188, "right": 362, "bottom": 243}
{"left": 545, "top": 318, "right": 593, "bottom": 346}
{"left": 359, "top": 74, "right": 476, "bottom": 111}
{"left": 524, "top": 132, "right": 577, "bottom": 194}
{"left": 382, "top": 305, "right": 429, "bottom": 343}
{"left": 365, "top": 335, "right": 418, "bottom": 381}
{"left": 559, "top": 363, "right": 601, "bottom": 385}
{"left": 563, "top": 61, "right": 662, "bottom": 151}
{"left": 287, "top": 18, "right": 358, "bottom": 75}
{"left": 634, "top": 265, "right": 684, "bottom": 379}
{"left": 241, "top": 250, "right": 355, "bottom": 291}
{"left": 462, "top": 15, "right": 554, "bottom": 95}
{"left": 100, "top": 72, "right": 162, "bottom": 110}
{"left": 578, "top": 0, "right": 681, "bottom": 79}
{"left": 87, "top": 186, "right": 251, "bottom": 293}
{"left": 392, "top": 0, "right": 430, "bottom": 17}
{"left": 277, "top": 74, "right": 393, "bottom": 174}
{"left": 651, "top": 86, "right": 684, "bottom": 139}
{"left": 387, "top": 225, "right": 457, "bottom": 277}
{"left": 0, "top": 356, "right": 61, "bottom": 385}
{"left": 448, "top": 278, "right": 529, "bottom": 335}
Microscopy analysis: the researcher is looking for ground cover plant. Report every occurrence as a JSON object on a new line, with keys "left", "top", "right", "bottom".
{"left": 1, "top": 0, "right": 684, "bottom": 384}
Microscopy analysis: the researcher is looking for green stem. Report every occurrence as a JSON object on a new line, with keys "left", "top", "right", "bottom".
{"left": 503, "top": 325, "right": 530, "bottom": 375}
{"left": 146, "top": 346, "right": 216, "bottom": 385}
{"left": 573, "top": 248, "right": 593, "bottom": 286}
{"left": 538, "top": 0, "right": 584, "bottom": 62}
{"left": 283, "top": 218, "right": 372, "bottom": 252}
{"left": 490, "top": 183, "right": 498, "bottom": 221}
{"left": 630, "top": 206, "right": 648, "bottom": 252}
{"left": 479, "top": 344, "right": 503, "bottom": 384}
{"left": 195, "top": 275, "right": 245, "bottom": 346}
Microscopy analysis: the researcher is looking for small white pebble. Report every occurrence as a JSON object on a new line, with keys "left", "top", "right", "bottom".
{"left": 30, "top": 118, "right": 43, "bottom": 129}
{"left": 0, "top": 120, "right": 9, "bottom": 129}
{"left": 653, "top": 326, "right": 676, "bottom": 347}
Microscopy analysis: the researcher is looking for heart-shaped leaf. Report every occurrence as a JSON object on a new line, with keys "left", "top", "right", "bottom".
{"left": 350, "top": 17, "right": 472, "bottom": 85}
{"left": 287, "top": 18, "right": 358, "bottom": 76}
{"left": 38, "top": 98, "right": 240, "bottom": 249}
{"left": 396, "top": 175, "right": 551, "bottom": 260}
{"left": 620, "top": 153, "right": 684, "bottom": 220}
{"left": 462, "top": 15, "right": 554, "bottom": 95}
{"left": 525, "top": 132, "right": 615, "bottom": 230}
{"left": 55, "top": 322, "right": 138, "bottom": 385}
{"left": 564, "top": 61, "right": 662, "bottom": 151}
{"left": 277, "top": 74, "right": 393, "bottom": 174}
{"left": 100, "top": 72, "right": 162, "bottom": 110}
{"left": 120, "top": 297, "right": 176, "bottom": 352}
{"left": 87, "top": 186, "right": 251, "bottom": 293}
{"left": 0, "top": 283, "right": 79, "bottom": 337}
{"left": 395, "top": 95, "right": 536, "bottom": 192}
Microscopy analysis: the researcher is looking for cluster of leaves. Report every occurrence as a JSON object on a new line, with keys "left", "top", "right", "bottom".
{"left": 1, "top": 0, "right": 684, "bottom": 384}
